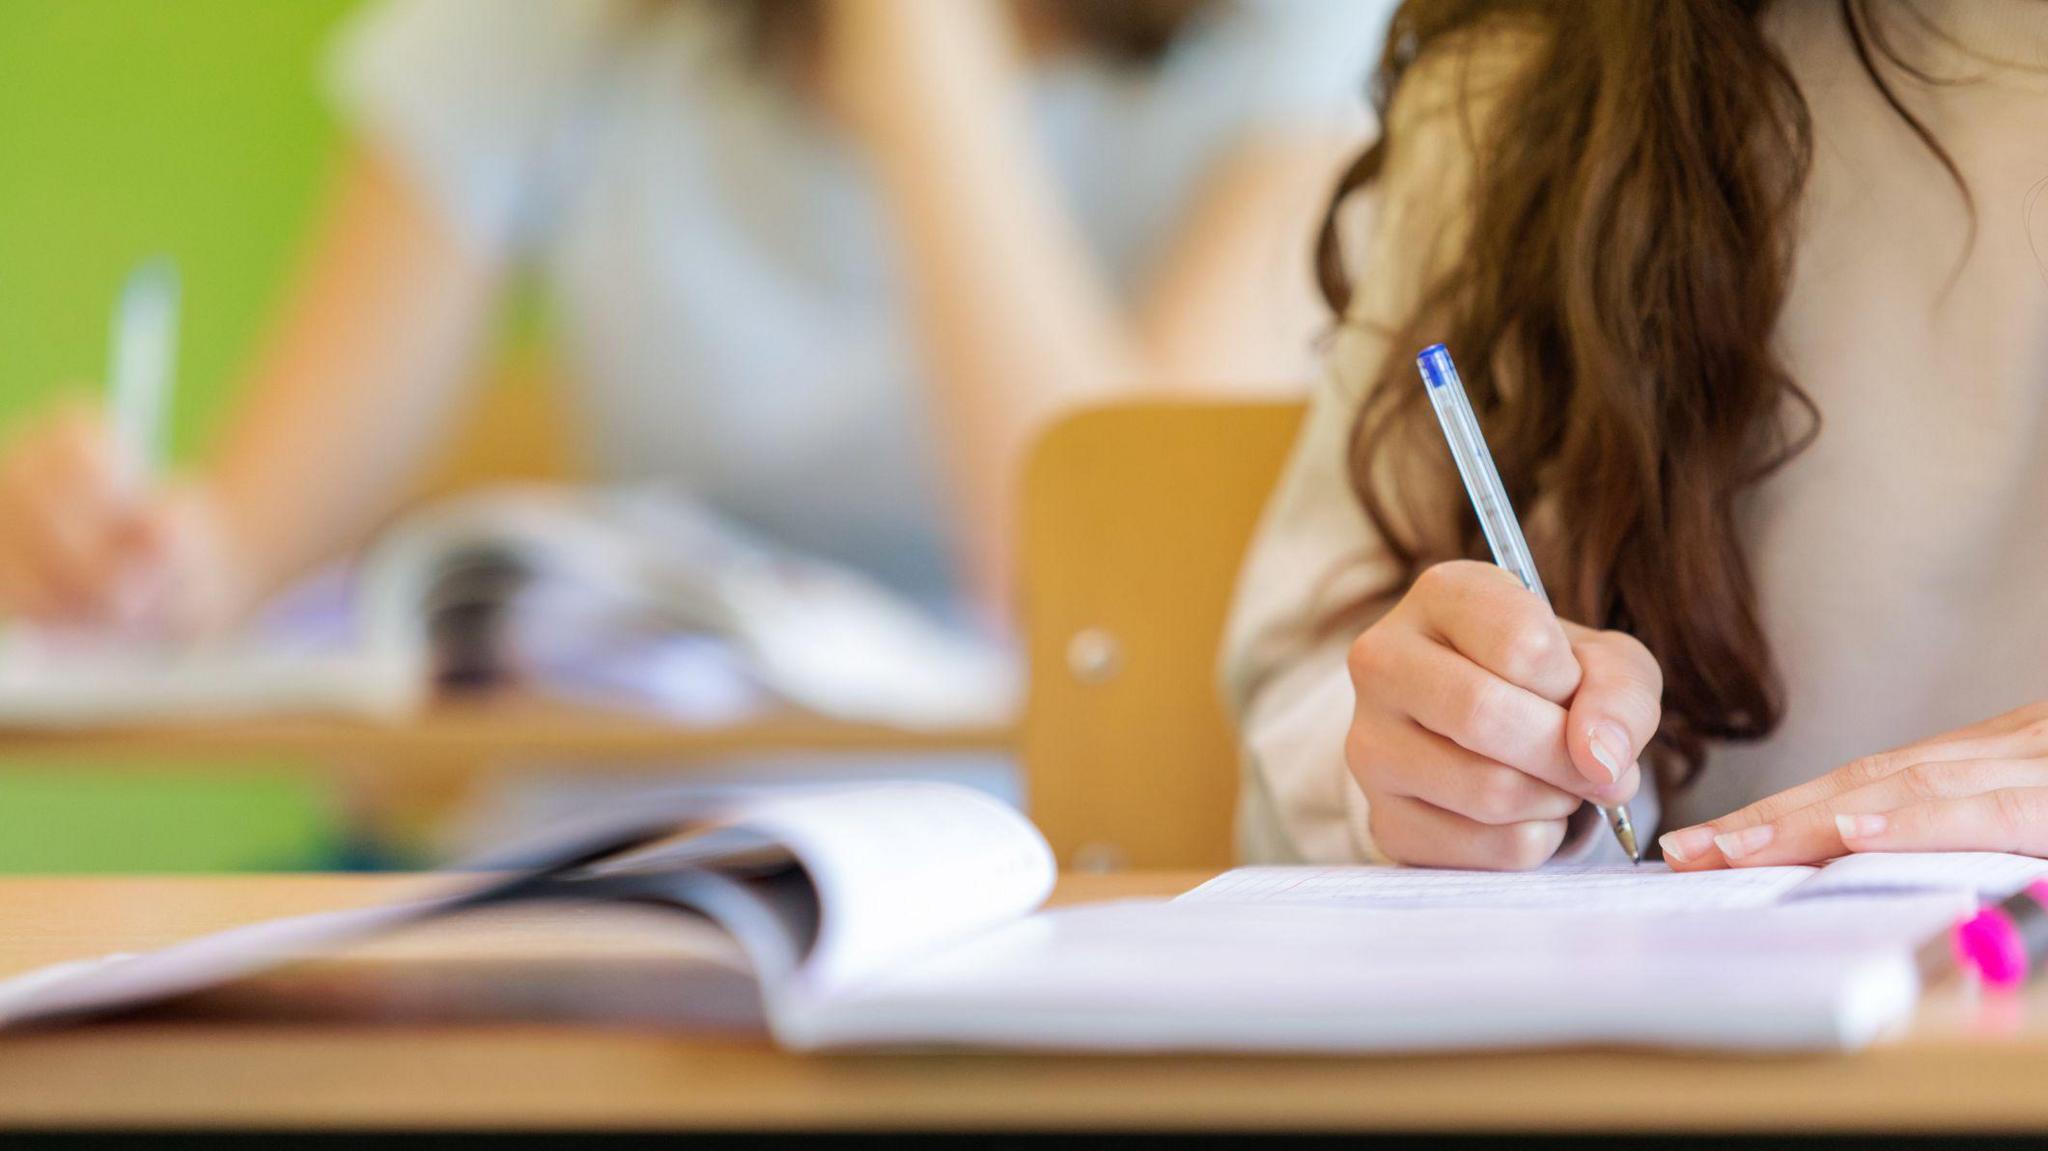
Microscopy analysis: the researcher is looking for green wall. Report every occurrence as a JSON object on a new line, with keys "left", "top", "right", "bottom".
{"left": 0, "top": 0, "right": 360, "bottom": 452}
{"left": 0, "top": 1, "right": 366, "bottom": 870}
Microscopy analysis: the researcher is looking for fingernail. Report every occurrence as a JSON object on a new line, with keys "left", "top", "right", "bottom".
{"left": 1714, "top": 824, "right": 1776, "bottom": 860}
{"left": 1593, "top": 780, "right": 1635, "bottom": 806}
{"left": 1658, "top": 826, "right": 1716, "bottom": 863}
{"left": 1835, "top": 813, "right": 1888, "bottom": 840}
{"left": 1587, "top": 723, "right": 1629, "bottom": 783}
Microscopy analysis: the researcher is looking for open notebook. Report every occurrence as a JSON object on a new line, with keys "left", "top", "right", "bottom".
{"left": 0, "top": 486, "right": 1017, "bottom": 731}
{"left": 0, "top": 782, "right": 2039, "bottom": 1054}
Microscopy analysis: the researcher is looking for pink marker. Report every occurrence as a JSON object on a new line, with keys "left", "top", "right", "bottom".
{"left": 1952, "top": 880, "right": 2048, "bottom": 989}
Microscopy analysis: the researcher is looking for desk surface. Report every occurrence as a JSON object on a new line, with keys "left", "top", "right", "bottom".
{"left": 0, "top": 872, "right": 2044, "bottom": 1134}
{"left": 0, "top": 694, "right": 1012, "bottom": 770}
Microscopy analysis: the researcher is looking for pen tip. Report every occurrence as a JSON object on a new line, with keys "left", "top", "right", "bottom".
{"left": 1611, "top": 808, "right": 1641, "bottom": 865}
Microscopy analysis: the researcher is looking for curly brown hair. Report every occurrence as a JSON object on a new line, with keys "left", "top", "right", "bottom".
{"left": 1317, "top": 0, "right": 1967, "bottom": 795}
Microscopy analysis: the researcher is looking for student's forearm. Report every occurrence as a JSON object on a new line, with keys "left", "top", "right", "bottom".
{"left": 829, "top": 0, "right": 1145, "bottom": 613}
{"left": 202, "top": 146, "right": 499, "bottom": 605}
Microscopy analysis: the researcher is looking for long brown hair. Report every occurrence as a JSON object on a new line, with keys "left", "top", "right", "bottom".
{"left": 1318, "top": 1, "right": 1967, "bottom": 790}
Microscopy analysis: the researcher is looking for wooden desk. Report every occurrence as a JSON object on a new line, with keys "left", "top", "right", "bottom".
{"left": 1, "top": 695, "right": 1012, "bottom": 773}
{"left": 0, "top": 872, "right": 2044, "bottom": 1135}
{"left": 0, "top": 698, "right": 1014, "bottom": 848}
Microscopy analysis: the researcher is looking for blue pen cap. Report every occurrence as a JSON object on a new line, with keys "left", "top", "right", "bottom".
{"left": 1417, "top": 343, "right": 1458, "bottom": 390}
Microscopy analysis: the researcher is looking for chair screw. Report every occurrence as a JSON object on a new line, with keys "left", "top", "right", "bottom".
{"left": 1066, "top": 628, "right": 1122, "bottom": 684}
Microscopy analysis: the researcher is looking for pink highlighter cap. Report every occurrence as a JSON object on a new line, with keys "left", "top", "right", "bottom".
{"left": 1955, "top": 908, "right": 2027, "bottom": 987}
{"left": 1951, "top": 881, "right": 2048, "bottom": 987}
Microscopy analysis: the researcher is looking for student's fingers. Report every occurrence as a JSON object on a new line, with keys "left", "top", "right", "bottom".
{"left": 1404, "top": 561, "right": 1582, "bottom": 704}
{"left": 124, "top": 486, "right": 243, "bottom": 637}
{"left": 1697, "top": 758, "right": 2048, "bottom": 868}
{"left": 1663, "top": 750, "right": 1950, "bottom": 868}
{"left": 0, "top": 445, "right": 132, "bottom": 619}
{"left": 0, "top": 458, "right": 95, "bottom": 619}
{"left": 0, "top": 404, "right": 146, "bottom": 619}
{"left": 1354, "top": 717, "right": 1585, "bottom": 825}
{"left": 1663, "top": 731, "right": 2048, "bottom": 869}
{"left": 1702, "top": 706, "right": 2048, "bottom": 839}
{"left": 1365, "top": 791, "right": 1569, "bottom": 871}
{"left": 1352, "top": 623, "right": 1626, "bottom": 800}
{"left": 1833, "top": 787, "right": 2048, "bottom": 856}
{"left": 0, "top": 547, "right": 66, "bottom": 621}
{"left": 39, "top": 403, "right": 126, "bottom": 511}
{"left": 1560, "top": 623, "right": 1660, "bottom": 792}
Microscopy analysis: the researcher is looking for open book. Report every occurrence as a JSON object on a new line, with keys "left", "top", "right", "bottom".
{"left": 1, "top": 782, "right": 2040, "bottom": 1053}
{"left": 0, "top": 486, "right": 1017, "bottom": 731}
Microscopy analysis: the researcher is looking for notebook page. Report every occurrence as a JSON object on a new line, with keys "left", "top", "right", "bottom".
{"left": 792, "top": 896, "right": 1949, "bottom": 1053}
{"left": 1180, "top": 864, "right": 1816, "bottom": 911}
{"left": 733, "top": 783, "right": 1056, "bottom": 998}
{"left": 1798, "top": 852, "right": 2048, "bottom": 901}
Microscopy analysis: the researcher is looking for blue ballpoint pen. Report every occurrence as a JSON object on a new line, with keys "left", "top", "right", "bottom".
{"left": 1415, "top": 343, "right": 1641, "bottom": 863}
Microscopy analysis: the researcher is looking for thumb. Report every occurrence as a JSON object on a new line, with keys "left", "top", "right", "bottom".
{"left": 1561, "top": 624, "right": 1663, "bottom": 792}
{"left": 114, "top": 485, "right": 239, "bottom": 637}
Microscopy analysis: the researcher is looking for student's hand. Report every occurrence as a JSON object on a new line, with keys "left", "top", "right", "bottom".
{"left": 1347, "top": 560, "right": 1659, "bottom": 869}
{"left": 0, "top": 402, "right": 241, "bottom": 635}
{"left": 1661, "top": 702, "right": 2048, "bottom": 869}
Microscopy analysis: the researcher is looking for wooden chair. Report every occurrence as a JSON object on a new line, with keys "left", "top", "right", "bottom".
{"left": 1017, "top": 399, "right": 1307, "bottom": 871}
{"left": 410, "top": 366, "right": 579, "bottom": 499}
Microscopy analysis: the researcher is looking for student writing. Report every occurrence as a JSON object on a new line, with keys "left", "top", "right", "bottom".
{"left": 0, "top": 0, "right": 1386, "bottom": 637}
{"left": 1224, "top": 0, "right": 2048, "bottom": 869}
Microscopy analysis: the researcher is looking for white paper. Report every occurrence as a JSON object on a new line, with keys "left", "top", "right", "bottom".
{"left": 733, "top": 783, "right": 1055, "bottom": 998}
{"left": 1796, "top": 852, "right": 2048, "bottom": 901}
{"left": 788, "top": 896, "right": 1954, "bottom": 1053}
{"left": 1181, "top": 864, "right": 1819, "bottom": 912}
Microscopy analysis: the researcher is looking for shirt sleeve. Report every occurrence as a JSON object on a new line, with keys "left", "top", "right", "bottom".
{"left": 1225, "top": 359, "right": 1398, "bottom": 865}
{"left": 1220, "top": 26, "right": 1544, "bottom": 865}
{"left": 326, "top": 0, "right": 627, "bottom": 260}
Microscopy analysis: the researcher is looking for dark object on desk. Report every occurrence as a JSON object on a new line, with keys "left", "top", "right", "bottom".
{"left": 426, "top": 544, "right": 533, "bottom": 692}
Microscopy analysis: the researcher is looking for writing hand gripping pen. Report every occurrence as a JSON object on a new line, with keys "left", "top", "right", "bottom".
{"left": 1416, "top": 343, "right": 1641, "bottom": 863}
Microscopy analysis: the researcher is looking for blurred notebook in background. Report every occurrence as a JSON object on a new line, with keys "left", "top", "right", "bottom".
{"left": 0, "top": 485, "right": 1018, "bottom": 731}
{"left": 0, "top": 780, "right": 2041, "bottom": 1054}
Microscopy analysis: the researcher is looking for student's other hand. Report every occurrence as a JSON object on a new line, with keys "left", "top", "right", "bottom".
{"left": 1347, "top": 560, "right": 1658, "bottom": 869}
{"left": 1662, "top": 702, "right": 2048, "bottom": 869}
{"left": 0, "top": 402, "right": 240, "bottom": 635}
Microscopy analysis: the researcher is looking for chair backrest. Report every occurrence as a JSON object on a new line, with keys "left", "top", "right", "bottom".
{"left": 1018, "top": 398, "right": 1307, "bottom": 871}
{"left": 410, "top": 369, "right": 578, "bottom": 501}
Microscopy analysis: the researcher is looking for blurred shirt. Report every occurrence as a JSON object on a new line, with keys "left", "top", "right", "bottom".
{"left": 331, "top": 0, "right": 1389, "bottom": 609}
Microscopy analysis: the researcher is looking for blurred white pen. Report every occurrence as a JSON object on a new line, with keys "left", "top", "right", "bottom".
{"left": 108, "top": 258, "right": 182, "bottom": 491}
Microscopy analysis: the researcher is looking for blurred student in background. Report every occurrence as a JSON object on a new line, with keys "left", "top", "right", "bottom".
{"left": 1226, "top": 1, "right": 2048, "bottom": 867}
{"left": 0, "top": 0, "right": 1385, "bottom": 636}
